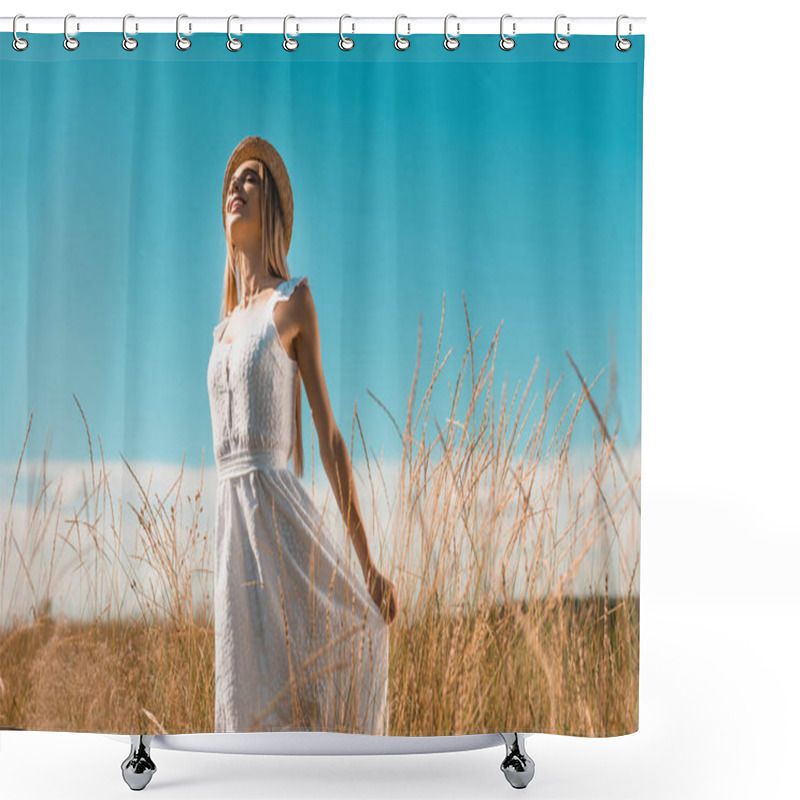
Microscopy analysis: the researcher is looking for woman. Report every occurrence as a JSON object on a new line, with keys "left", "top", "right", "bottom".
{"left": 207, "top": 136, "right": 397, "bottom": 734}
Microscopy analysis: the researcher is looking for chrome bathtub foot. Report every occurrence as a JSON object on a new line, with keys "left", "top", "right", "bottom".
{"left": 499, "top": 733, "right": 535, "bottom": 789}
{"left": 121, "top": 735, "right": 156, "bottom": 791}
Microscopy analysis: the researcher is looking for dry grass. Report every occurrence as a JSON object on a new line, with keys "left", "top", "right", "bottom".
{"left": 0, "top": 292, "right": 639, "bottom": 736}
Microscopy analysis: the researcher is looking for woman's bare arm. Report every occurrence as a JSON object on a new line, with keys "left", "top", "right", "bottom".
{"left": 283, "top": 282, "right": 374, "bottom": 577}
{"left": 277, "top": 280, "right": 397, "bottom": 623}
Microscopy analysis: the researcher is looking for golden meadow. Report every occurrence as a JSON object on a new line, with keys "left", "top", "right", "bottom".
{"left": 0, "top": 294, "right": 640, "bottom": 736}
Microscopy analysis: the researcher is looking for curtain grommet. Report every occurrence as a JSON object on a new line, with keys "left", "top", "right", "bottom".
{"left": 12, "top": 14, "right": 29, "bottom": 51}
{"left": 283, "top": 15, "right": 299, "bottom": 51}
{"left": 176, "top": 14, "right": 191, "bottom": 50}
{"left": 394, "top": 15, "right": 410, "bottom": 51}
{"left": 554, "top": 14, "right": 570, "bottom": 51}
{"left": 616, "top": 15, "right": 632, "bottom": 51}
{"left": 339, "top": 14, "right": 355, "bottom": 50}
{"left": 227, "top": 15, "right": 242, "bottom": 51}
{"left": 64, "top": 13, "right": 79, "bottom": 51}
{"left": 499, "top": 14, "right": 516, "bottom": 50}
{"left": 122, "top": 14, "right": 138, "bottom": 51}
{"left": 443, "top": 14, "right": 460, "bottom": 51}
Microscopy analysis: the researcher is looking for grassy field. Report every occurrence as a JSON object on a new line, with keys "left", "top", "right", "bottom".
{"left": 0, "top": 293, "right": 640, "bottom": 736}
{"left": 0, "top": 594, "right": 638, "bottom": 736}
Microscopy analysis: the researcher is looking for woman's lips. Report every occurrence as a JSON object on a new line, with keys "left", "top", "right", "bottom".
{"left": 230, "top": 198, "right": 244, "bottom": 212}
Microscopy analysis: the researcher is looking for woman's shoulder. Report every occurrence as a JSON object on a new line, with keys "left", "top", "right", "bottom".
{"left": 278, "top": 274, "right": 310, "bottom": 301}
{"left": 283, "top": 274, "right": 309, "bottom": 292}
{"left": 276, "top": 276, "right": 316, "bottom": 331}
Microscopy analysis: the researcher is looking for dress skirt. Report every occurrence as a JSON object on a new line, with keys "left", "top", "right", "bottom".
{"left": 213, "top": 463, "right": 390, "bottom": 734}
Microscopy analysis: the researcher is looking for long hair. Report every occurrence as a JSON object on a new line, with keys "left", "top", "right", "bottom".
{"left": 220, "top": 160, "right": 304, "bottom": 479}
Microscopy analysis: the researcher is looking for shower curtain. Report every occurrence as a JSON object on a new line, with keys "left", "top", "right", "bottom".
{"left": 0, "top": 28, "right": 643, "bottom": 738}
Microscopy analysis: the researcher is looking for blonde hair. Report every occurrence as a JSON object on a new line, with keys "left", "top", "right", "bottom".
{"left": 220, "top": 160, "right": 304, "bottom": 478}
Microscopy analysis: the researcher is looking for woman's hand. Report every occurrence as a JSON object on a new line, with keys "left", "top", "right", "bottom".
{"left": 364, "top": 563, "right": 398, "bottom": 625}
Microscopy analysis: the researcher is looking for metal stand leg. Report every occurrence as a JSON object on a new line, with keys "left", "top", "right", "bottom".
{"left": 121, "top": 735, "right": 157, "bottom": 791}
{"left": 500, "top": 733, "right": 535, "bottom": 789}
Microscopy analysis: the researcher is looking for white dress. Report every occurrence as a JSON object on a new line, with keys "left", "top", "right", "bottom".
{"left": 206, "top": 275, "right": 389, "bottom": 734}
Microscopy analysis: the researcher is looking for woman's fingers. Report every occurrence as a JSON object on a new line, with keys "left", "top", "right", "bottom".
{"left": 382, "top": 577, "right": 397, "bottom": 625}
{"left": 368, "top": 571, "right": 397, "bottom": 625}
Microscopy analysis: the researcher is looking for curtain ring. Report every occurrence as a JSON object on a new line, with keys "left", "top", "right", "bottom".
{"left": 12, "top": 14, "right": 29, "bottom": 51}
{"left": 443, "top": 14, "right": 460, "bottom": 51}
{"left": 64, "top": 13, "right": 79, "bottom": 51}
{"left": 339, "top": 14, "right": 355, "bottom": 50}
{"left": 394, "top": 14, "right": 410, "bottom": 50}
{"left": 554, "top": 14, "right": 570, "bottom": 51}
{"left": 227, "top": 15, "right": 242, "bottom": 51}
{"left": 616, "top": 15, "right": 632, "bottom": 51}
{"left": 499, "top": 14, "right": 515, "bottom": 50}
{"left": 176, "top": 14, "right": 191, "bottom": 50}
{"left": 122, "top": 14, "right": 138, "bottom": 51}
{"left": 283, "top": 15, "right": 299, "bottom": 51}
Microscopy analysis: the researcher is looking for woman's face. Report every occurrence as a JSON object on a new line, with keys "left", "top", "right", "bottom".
{"left": 225, "top": 158, "right": 263, "bottom": 242}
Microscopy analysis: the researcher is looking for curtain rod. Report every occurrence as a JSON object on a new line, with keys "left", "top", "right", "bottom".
{"left": 1, "top": 16, "right": 646, "bottom": 36}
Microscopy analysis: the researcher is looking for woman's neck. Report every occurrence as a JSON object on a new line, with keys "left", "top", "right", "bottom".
{"left": 234, "top": 247, "right": 272, "bottom": 306}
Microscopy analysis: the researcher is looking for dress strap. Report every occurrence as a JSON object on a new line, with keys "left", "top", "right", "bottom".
{"left": 274, "top": 275, "right": 309, "bottom": 304}
{"left": 212, "top": 317, "right": 230, "bottom": 344}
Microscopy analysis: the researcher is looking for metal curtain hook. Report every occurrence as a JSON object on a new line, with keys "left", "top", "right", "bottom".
{"left": 64, "top": 13, "right": 79, "bottom": 50}
{"left": 176, "top": 14, "right": 191, "bottom": 50}
{"left": 227, "top": 15, "right": 242, "bottom": 51}
{"left": 339, "top": 14, "right": 354, "bottom": 50}
{"left": 12, "top": 14, "right": 29, "bottom": 51}
{"left": 616, "top": 14, "right": 632, "bottom": 51}
{"left": 122, "top": 14, "right": 138, "bottom": 51}
{"left": 444, "top": 14, "right": 460, "bottom": 51}
{"left": 554, "top": 14, "right": 570, "bottom": 51}
{"left": 499, "top": 14, "right": 515, "bottom": 50}
{"left": 283, "top": 15, "right": 299, "bottom": 51}
{"left": 395, "top": 14, "right": 410, "bottom": 50}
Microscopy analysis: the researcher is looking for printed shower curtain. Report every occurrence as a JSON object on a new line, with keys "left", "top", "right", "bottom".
{"left": 0, "top": 28, "right": 643, "bottom": 737}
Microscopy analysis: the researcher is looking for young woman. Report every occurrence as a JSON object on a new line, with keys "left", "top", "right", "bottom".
{"left": 207, "top": 136, "right": 397, "bottom": 734}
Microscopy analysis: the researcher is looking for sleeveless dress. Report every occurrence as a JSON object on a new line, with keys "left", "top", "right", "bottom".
{"left": 206, "top": 275, "right": 389, "bottom": 734}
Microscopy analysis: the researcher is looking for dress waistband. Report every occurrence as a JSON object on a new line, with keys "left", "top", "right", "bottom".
{"left": 216, "top": 448, "right": 288, "bottom": 481}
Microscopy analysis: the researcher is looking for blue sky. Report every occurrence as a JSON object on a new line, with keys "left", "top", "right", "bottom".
{"left": 0, "top": 33, "right": 643, "bottom": 476}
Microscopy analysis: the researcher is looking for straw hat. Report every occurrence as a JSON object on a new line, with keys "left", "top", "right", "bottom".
{"left": 221, "top": 135, "right": 294, "bottom": 254}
